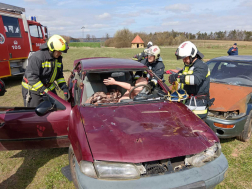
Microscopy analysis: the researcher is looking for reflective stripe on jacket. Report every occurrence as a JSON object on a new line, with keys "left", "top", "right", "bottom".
{"left": 23, "top": 43, "right": 67, "bottom": 94}
{"left": 135, "top": 57, "right": 165, "bottom": 84}
{"left": 178, "top": 59, "right": 210, "bottom": 96}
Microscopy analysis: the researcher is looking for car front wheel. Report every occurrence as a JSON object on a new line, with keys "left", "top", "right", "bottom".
{"left": 69, "top": 145, "right": 79, "bottom": 189}
{"left": 237, "top": 110, "right": 252, "bottom": 142}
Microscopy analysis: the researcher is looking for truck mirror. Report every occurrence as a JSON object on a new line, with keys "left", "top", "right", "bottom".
{"left": 43, "top": 26, "right": 48, "bottom": 39}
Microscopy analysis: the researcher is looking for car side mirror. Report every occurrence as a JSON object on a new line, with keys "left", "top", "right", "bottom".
{"left": 35, "top": 100, "right": 54, "bottom": 116}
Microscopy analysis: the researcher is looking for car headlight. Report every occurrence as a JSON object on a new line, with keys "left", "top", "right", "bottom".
{"left": 79, "top": 161, "right": 97, "bottom": 178}
{"left": 185, "top": 143, "right": 221, "bottom": 167}
{"left": 94, "top": 161, "right": 140, "bottom": 180}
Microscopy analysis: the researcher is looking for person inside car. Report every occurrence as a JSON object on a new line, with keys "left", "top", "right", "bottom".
{"left": 103, "top": 77, "right": 148, "bottom": 101}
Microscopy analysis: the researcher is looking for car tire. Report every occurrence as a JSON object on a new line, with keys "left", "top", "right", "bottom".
{"left": 69, "top": 145, "right": 79, "bottom": 189}
{"left": 236, "top": 111, "right": 252, "bottom": 142}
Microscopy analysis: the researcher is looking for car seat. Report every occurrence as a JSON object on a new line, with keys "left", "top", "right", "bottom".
{"left": 82, "top": 73, "right": 108, "bottom": 103}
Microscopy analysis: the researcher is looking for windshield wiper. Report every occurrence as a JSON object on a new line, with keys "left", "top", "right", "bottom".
{"left": 210, "top": 79, "right": 227, "bottom": 84}
{"left": 238, "top": 84, "right": 252, "bottom": 87}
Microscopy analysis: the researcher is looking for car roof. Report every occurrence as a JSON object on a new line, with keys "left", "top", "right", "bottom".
{"left": 73, "top": 57, "right": 147, "bottom": 71}
{"left": 208, "top": 55, "right": 252, "bottom": 63}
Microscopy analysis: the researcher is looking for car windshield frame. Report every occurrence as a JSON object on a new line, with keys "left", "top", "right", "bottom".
{"left": 207, "top": 60, "right": 252, "bottom": 87}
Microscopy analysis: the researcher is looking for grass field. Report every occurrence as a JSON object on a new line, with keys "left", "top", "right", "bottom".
{"left": 0, "top": 43, "right": 252, "bottom": 188}
{"left": 68, "top": 42, "right": 101, "bottom": 48}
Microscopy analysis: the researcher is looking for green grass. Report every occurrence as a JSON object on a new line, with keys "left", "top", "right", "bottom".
{"left": 68, "top": 42, "right": 101, "bottom": 48}
{"left": 0, "top": 43, "right": 252, "bottom": 188}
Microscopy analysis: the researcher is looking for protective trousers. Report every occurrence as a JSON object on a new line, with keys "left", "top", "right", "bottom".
{"left": 185, "top": 96, "right": 208, "bottom": 119}
{"left": 22, "top": 87, "right": 57, "bottom": 107}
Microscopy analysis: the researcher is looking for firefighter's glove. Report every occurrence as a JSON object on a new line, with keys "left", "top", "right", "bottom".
{"left": 63, "top": 88, "right": 70, "bottom": 101}
{"left": 169, "top": 74, "right": 178, "bottom": 84}
{"left": 177, "top": 75, "right": 185, "bottom": 84}
{"left": 0, "top": 79, "right": 6, "bottom": 96}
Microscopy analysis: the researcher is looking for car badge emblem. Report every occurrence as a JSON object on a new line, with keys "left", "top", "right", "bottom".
{"left": 14, "top": 40, "right": 18, "bottom": 45}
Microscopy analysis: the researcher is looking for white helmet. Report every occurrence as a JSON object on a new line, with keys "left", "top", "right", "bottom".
{"left": 175, "top": 41, "right": 197, "bottom": 60}
{"left": 147, "top": 41, "right": 153, "bottom": 48}
{"left": 147, "top": 45, "right": 160, "bottom": 59}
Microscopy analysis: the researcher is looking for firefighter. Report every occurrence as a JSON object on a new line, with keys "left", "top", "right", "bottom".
{"left": 22, "top": 34, "right": 70, "bottom": 107}
{"left": 135, "top": 45, "right": 165, "bottom": 89}
{"left": 132, "top": 41, "right": 153, "bottom": 62}
{"left": 169, "top": 41, "right": 210, "bottom": 119}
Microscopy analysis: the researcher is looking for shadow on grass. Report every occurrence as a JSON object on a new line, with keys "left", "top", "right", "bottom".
{"left": 2, "top": 75, "right": 23, "bottom": 88}
{"left": 63, "top": 69, "right": 72, "bottom": 72}
{"left": 0, "top": 148, "right": 68, "bottom": 189}
{"left": 220, "top": 138, "right": 236, "bottom": 143}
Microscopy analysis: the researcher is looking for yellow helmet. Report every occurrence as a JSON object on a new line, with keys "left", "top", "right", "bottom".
{"left": 47, "top": 34, "right": 69, "bottom": 53}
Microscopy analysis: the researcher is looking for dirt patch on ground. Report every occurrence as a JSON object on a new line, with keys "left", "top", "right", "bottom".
{"left": 231, "top": 140, "right": 251, "bottom": 157}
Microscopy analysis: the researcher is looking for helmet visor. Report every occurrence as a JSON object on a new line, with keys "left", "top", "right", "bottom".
{"left": 146, "top": 49, "right": 153, "bottom": 56}
{"left": 60, "top": 42, "right": 69, "bottom": 53}
{"left": 175, "top": 48, "right": 187, "bottom": 60}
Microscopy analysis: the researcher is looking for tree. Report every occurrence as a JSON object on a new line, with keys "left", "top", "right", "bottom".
{"left": 92, "top": 35, "right": 96, "bottom": 42}
{"left": 86, "top": 34, "right": 90, "bottom": 41}
{"left": 105, "top": 33, "right": 110, "bottom": 39}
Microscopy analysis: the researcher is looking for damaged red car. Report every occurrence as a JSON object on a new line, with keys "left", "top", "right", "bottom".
{"left": 0, "top": 58, "right": 228, "bottom": 189}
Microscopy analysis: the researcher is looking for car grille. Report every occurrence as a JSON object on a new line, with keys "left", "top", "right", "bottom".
{"left": 140, "top": 156, "right": 190, "bottom": 177}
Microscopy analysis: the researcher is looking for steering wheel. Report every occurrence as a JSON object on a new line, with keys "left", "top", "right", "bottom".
{"left": 236, "top": 75, "right": 252, "bottom": 81}
{"left": 128, "top": 84, "right": 152, "bottom": 99}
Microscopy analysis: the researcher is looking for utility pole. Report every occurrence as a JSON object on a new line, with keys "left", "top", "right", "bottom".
{"left": 81, "top": 26, "right": 85, "bottom": 42}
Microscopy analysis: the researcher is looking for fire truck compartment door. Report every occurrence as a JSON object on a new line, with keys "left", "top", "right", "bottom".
{"left": 2, "top": 16, "right": 30, "bottom": 59}
{"left": 0, "top": 15, "right": 11, "bottom": 77}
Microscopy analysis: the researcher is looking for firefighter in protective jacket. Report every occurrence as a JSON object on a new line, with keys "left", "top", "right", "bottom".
{"left": 135, "top": 45, "right": 165, "bottom": 89}
{"left": 22, "top": 34, "right": 70, "bottom": 107}
{"left": 132, "top": 41, "right": 153, "bottom": 62}
{"left": 169, "top": 41, "right": 210, "bottom": 119}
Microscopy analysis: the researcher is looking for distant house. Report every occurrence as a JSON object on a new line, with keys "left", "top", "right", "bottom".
{"left": 131, "top": 35, "right": 144, "bottom": 48}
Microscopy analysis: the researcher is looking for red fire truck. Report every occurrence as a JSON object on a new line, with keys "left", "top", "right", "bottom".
{"left": 0, "top": 3, "right": 48, "bottom": 78}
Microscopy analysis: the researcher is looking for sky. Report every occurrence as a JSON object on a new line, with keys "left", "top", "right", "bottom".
{"left": 3, "top": 0, "right": 252, "bottom": 38}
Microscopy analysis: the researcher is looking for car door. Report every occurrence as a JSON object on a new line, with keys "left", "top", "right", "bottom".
{"left": 29, "top": 24, "right": 46, "bottom": 51}
{"left": 0, "top": 92, "right": 71, "bottom": 151}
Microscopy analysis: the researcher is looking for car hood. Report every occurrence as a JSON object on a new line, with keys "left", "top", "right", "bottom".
{"left": 210, "top": 83, "right": 252, "bottom": 113}
{"left": 79, "top": 101, "right": 218, "bottom": 163}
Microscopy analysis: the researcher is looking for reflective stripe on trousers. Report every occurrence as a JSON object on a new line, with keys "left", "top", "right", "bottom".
{"left": 186, "top": 96, "right": 208, "bottom": 117}
{"left": 22, "top": 82, "right": 56, "bottom": 94}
